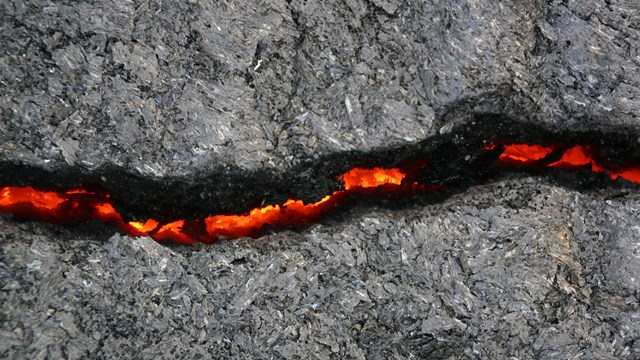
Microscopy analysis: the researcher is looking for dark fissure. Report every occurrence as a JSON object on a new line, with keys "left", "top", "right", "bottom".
{"left": 1, "top": 115, "right": 639, "bottom": 244}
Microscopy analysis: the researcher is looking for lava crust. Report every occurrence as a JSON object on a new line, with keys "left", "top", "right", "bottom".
{"left": 1, "top": 115, "right": 639, "bottom": 244}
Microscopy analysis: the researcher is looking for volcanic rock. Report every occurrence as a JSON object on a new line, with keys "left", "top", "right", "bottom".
{"left": 2, "top": 0, "right": 639, "bottom": 175}
{"left": 1, "top": 0, "right": 640, "bottom": 358}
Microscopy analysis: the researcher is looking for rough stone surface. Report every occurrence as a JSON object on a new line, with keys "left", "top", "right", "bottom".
{"left": 2, "top": 0, "right": 639, "bottom": 175}
{"left": 1, "top": 177, "right": 639, "bottom": 358}
{"left": 2, "top": 0, "right": 640, "bottom": 359}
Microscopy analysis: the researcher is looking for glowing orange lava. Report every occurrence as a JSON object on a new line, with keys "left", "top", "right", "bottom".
{"left": 1, "top": 144, "right": 638, "bottom": 245}
{"left": 547, "top": 145, "right": 640, "bottom": 183}
{"left": 493, "top": 144, "right": 640, "bottom": 184}
{"left": 497, "top": 144, "right": 556, "bottom": 164}
{"left": 548, "top": 145, "right": 593, "bottom": 168}
{"left": 0, "top": 166, "right": 414, "bottom": 244}
{"left": 340, "top": 167, "right": 405, "bottom": 190}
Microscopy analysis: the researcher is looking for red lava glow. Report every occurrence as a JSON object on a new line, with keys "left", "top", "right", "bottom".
{"left": 0, "top": 166, "right": 416, "bottom": 244}
{"left": 493, "top": 144, "right": 640, "bottom": 184}
{"left": 340, "top": 167, "right": 405, "bottom": 190}
{"left": 549, "top": 146, "right": 591, "bottom": 167}
{"left": 547, "top": 145, "right": 640, "bottom": 183}
{"left": 497, "top": 144, "right": 556, "bottom": 164}
{"left": 1, "top": 144, "right": 638, "bottom": 244}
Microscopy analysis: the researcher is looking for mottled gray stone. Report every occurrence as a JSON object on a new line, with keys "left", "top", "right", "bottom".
{"left": 1, "top": 0, "right": 640, "bottom": 358}
{"left": 2, "top": 0, "right": 638, "bottom": 175}
{"left": 1, "top": 178, "right": 639, "bottom": 358}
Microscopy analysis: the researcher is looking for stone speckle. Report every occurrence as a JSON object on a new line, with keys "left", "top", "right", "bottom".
{"left": 2, "top": 0, "right": 638, "bottom": 175}
{"left": 1, "top": 178, "right": 639, "bottom": 358}
{"left": 1, "top": 0, "right": 639, "bottom": 358}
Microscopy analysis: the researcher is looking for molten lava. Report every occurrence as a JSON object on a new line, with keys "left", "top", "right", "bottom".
{"left": 490, "top": 144, "right": 640, "bottom": 183}
{"left": 0, "top": 166, "right": 415, "bottom": 244}
{"left": 547, "top": 145, "right": 640, "bottom": 183}
{"left": 1, "top": 143, "right": 639, "bottom": 244}
{"left": 496, "top": 144, "right": 556, "bottom": 164}
{"left": 341, "top": 167, "right": 405, "bottom": 190}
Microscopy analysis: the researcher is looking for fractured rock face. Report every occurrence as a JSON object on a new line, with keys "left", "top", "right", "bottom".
{"left": 1, "top": 178, "right": 639, "bottom": 358}
{"left": 1, "top": 0, "right": 640, "bottom": 358}
{"left": 2, "top": 0, "right": 639, "bottom": 175}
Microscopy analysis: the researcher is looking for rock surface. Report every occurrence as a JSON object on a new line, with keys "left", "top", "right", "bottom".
{"left": 1, "top": 177, "right": 639, "bottom": 358}
{"left": 2, "top": 0, "right": 639, "bottom": 175}
{"left": 2, "top": 0, "right": 640, "bottom": 359}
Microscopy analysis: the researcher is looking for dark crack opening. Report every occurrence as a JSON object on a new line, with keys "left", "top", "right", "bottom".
{"left": 1, "top": 114, "right": 639, "bottom": 244}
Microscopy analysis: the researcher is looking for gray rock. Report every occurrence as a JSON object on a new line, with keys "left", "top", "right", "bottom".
{"left": 1, "top": 178, "right": 639, "bottom": 358}
{"left": 1, "top": 0, "right": 640, "bottom": 358}
{"left": 2, "top": 0, "right": 638, "bottom": 175}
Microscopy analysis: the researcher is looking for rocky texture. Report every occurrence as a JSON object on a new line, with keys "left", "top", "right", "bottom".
{"left": 2, "top": 0, "right": 640, "bottom": 358}
{"left": 1, "top": 177, "right": 639, "bottom": 358}
{"left": 2, "top": 0, "right": 639, "bottom": 175}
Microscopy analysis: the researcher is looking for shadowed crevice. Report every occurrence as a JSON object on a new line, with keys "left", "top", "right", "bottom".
{"left": 1, "top": 114, "right": 639, "bottom": 232}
